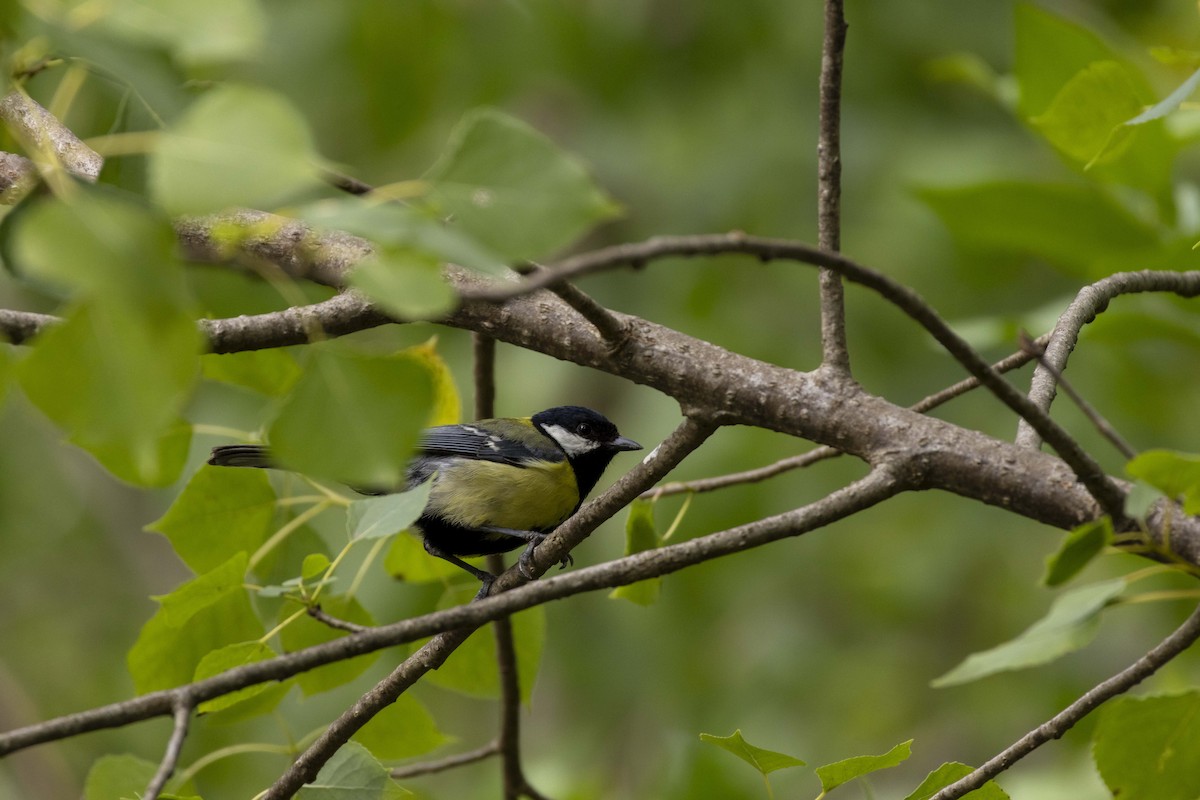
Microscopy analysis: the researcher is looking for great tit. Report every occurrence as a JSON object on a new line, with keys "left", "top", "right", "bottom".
{"left": 208, "top": 405, "right": 641, "bottom": 593}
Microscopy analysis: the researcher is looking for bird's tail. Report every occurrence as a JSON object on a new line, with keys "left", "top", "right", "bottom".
{"left": 208, "top": 444, "right": 275, "bottom": 469}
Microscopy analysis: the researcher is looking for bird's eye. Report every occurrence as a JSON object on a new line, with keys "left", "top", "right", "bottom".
{"left": 576, "top": 422, "right": 593, "bottom": 437}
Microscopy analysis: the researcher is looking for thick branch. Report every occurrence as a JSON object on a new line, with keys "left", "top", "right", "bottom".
{"left": 0, "top": 91, "right": 103, "bottom": 201}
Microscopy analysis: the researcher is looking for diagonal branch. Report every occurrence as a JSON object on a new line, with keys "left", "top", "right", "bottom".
{"left": 930, "top": 600, "right": 1200, "bottom": 800}
{"left": 144, "top": 698, "right": 192, "bottom": 800}
{"left": 1016, "top": 269, "right": 1200, "bottom": 449}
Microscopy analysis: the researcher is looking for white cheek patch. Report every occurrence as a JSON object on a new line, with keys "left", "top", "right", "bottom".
{"left": 541, "top": 424, "right": 602, "bottom": 457}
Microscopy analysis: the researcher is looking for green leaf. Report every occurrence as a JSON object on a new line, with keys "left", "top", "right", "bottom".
{"left": 296, "top": 199, "right": 508, "bottom": 277}
{"left": 302, "top": 553, "right": 332, "bottom": 581}
{"left": 1094, "top": 692, "right": 1200, "bottom": 800}
{"left": 147, "top": 465, "right": 278, "bottom": 574}
{"left": 1013, "top": 3, "right": 1134, "bottom": 119}
{"left": 151, "top": 84, "right": 324, "bottom": 215}
{"left": 89, "top": 0, "right": 266, "bottom": 65}
{"left": 348, "top": 248, "right": 457, "bottom": 321}
{"left": 932, "top": 578, "right": 1125, "bottom": 687}
{"left": 194, "top": 641, "right": 280, "bottom": 714}
{"left": 268, "top": 345, "right": 433, "bottom": 489}
{"left": 699, "top": 729, "right": 806, "bottom": 775}
{"left": 383, "top": 531, "right": 464, "bottom": 583}
{"left": 816, "top": 740, "right": 913, "bottom": 792}
{"left": 1030, "top": 61, "right": 1141, "bottom": 167}
{"left": 424, "top": 588, "right": 545, "bottom": 701}
{"left": 916, "top": 182, "right": 1158, "bottom": 279}
{"left": 1011, "top": 4, "right": 1174, "bottom": 196}
{"left": 423, "top": 108, "right": 620, "bottom": 261}
{"left": 1043, "top": 517, "right": 1112, "bottom": 587}
{"left": 904, "top": 762, "right": 1011, "bottom": 800}
{"left": 127, "top": 553, "right": 264, "bottom": 693}
{"left": 14, "top": 192, "right": 201, "bottom": 486}
{"left": 1127, "top": 66, "right": 1200, "bottom": 125}
{"left": 84, "top": 754, "right": 158, "bottom": 800}
{"left": 202, "top": 349, "right": 302, "bottom": 396}
{"left": 610, "top": 499, "right": 662, "bottom": 605}
{"left": 352, "top": 694, "right": 452, "bottom": 760}
{"left": 347, "top": 480, "right": 433, "bottom": 540}
{"left": 297, "top": 741, "right": 410, "bottom": 799}
{"left": 1126, "top": 450, "right": 1200, "bottom": 515}
{"left": 278, "top": 594, "right": 379, "bottom": 695}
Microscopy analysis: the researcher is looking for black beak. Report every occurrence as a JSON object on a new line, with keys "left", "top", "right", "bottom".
{"left": 611, "top": 436, "right": 642, "bottom": 452}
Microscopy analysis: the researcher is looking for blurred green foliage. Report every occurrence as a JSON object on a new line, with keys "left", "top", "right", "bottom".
{"left": 3, "top": 1, "right": 1200, "bottom": 799}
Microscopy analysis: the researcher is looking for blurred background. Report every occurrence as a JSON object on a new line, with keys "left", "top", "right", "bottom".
{"left": 3, "top": 0, "right": 1200, "bottom": 797}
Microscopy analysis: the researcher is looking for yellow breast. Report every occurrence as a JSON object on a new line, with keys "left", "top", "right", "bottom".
{"left": 427, "top": 459, "right": 579, "bottom": 531}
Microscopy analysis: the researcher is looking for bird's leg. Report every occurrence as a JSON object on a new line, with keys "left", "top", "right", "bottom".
{"left": 423, "top": 539, "right": 496, "bottom": 599}
{"left": 480, "top": 526, "right": 574, "bottom": 579}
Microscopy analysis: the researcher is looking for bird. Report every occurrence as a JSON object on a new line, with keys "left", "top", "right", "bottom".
{"left": 207, "top": 405, "right": 641, "bottom": 595}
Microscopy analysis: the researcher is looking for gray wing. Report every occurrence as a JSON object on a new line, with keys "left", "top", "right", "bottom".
{"left": 418, "top": 422, "right": 561, "bottom": 466}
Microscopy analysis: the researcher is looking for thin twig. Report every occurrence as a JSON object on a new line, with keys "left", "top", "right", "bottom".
{"left": 306, "top": 605, "right": 371, "bottom": 634}
{"left": 1017, "top": 270, "right": 1200, "bottom": 448}
{"left": 390, "top": 741, "right": 501, "bottom": 779}
{"left": 474, "top": 333, "right": 497, "bottom": 420}
{"left": 1018, "top": 330, "right": 1137, "bottom": 460}
{"left": 816, "top": 0, "right": 850, "bottom": 374}
{"left": 144, "top": 699, "right": 192, "bottom": 799}
{"left": 930, "top": 601, "right": 1200, "bottom": 800}
{"left": 322, "top": 169, "right": 375, "bottom": 196}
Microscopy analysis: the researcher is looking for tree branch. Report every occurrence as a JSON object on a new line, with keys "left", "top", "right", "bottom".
{"left": 1016, "top": 270, "right": 1200, "bottom": 449}
{"left": 930, "top": 600, "right": 1200, "bottom": 800}
{"left": 0, "top": 90, "right": 103, "bottom": 201}
{"left": 817, "top": 0, "right": 850, "bottom": 374}
{"left": 391, "top": 741, "right": 501, "bottom": 779}
{"left": 145, "top": 698, "right": 191, "bottom": 800}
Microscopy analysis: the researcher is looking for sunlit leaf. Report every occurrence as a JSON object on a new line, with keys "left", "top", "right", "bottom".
{"left": 699, "top": 729, "right": 806, "bottom": 775}
{"left": 1126, "top": 449, "right": 1200, "bottom": 515}
{"left": 348, "top": 248, "right": 457, "bottom": 321}
{"left": 298, "top": 741, "right": 410, "bottom": 799}
{"left": 1030, "top": 61, "right": 1141, "bottom": 167}
{"left": 278, "top": 594, "right": 379, "bottom": 695}
{"left": 816, "top": 740, "right": 912, "bottom": 792}
{"left": 147, "top": 465, "right": 278, "bottom": 574}
{"left": 83, "top": 754, "right": 157, "bottom": 800}
{"left": 128, "top": 553, "right": 263, "bottom": 693}
{"left": 13, "top": 192, "right": 200, "bottom": 486}
{"left": 352, "top": 694, "right": 453, "bottom": 760}
{"left": 85, "top": 0, "right": 266, "bottom": 65}
{"left": 916, "top": 182, "right": 1158, "bottom": 278}
{"left": 383, "top": 531, "right": 464, "bottom": 583}
{"left": 194, "top": 640, "right": 281, "bottom": 714}
{"left": 423, "top": 586, "right": 545, "bottom": 701}
{"left": 1042, "top": 517, "right": 1112, "bottom": 587}
{"left": 268, "top": 344, "right": 433, "bottom": 489}
{"left": 1094, "top": 692, "right": 1200, "bottom": 800}
{"left": 202, "top": 349, "right": 302, "bottom": 396}
{"left": 610, "top": 499, "right": 662, "bottom": 605}
{"left": 904, "top": 762, "right": 1010, "bottom": 800}
{"left": 347, "top": 481, "right": 433, "bottom": 540}
{"left": 423, "top": 108, "right": 621, "bottom": 260}
{"left": 151, "top": 84, "right": 324, "bottom": 214}
{"left": 932, "top": 579, "right": 1125, "bottom": 687}
{"left": 296, "top": 199, "right": 508, "bottom": 277}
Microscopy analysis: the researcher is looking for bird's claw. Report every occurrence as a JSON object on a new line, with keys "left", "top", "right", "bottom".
{"left": 517, "top": 535, "right": 574, "bottom": 580}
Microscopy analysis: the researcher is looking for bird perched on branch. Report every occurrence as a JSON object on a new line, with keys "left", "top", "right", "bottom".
{"left": 208, "top": 405, "right": 641, "bottom": 595}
